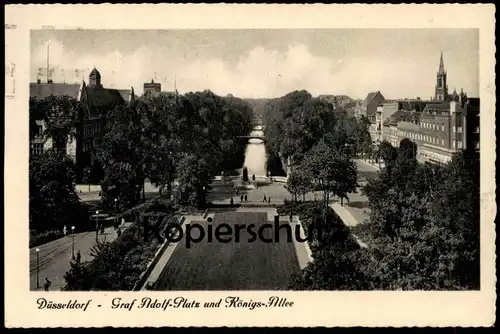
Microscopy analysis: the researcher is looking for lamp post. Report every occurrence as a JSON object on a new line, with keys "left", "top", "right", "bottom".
{"left": 35, "top": 248, "right": 40, "bottom": 288}
{"left": 71, "top": 226, "right": 75, "bottom": 259}
{"left": 95, "top": 210, "right": 99, "bottom": 243}
{"left": 114, "top": 198, "right": 118, "bottom": 228}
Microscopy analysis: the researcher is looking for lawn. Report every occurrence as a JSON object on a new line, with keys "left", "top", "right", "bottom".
{"left": 154, "top": 211, "right": 300, "bottom": 290}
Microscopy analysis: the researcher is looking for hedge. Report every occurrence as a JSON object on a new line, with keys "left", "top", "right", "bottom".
{"left": 63, "top": 199, "right": 179, "bottom": 291}
{"left": 30, "top": 229, "right": 64, "bottom": 248}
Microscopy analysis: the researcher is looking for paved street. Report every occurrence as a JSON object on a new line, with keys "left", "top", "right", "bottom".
{"left": 29, "top": 222, "right": 132, "bottom": 291}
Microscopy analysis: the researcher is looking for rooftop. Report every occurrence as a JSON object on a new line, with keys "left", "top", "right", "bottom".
{"left": 29, "top": 82, "right": 81, "bottom": 100}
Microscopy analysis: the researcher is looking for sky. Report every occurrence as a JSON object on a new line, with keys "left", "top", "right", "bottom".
{"left": 30, "top": 29, "right": 479, "bottom": 100}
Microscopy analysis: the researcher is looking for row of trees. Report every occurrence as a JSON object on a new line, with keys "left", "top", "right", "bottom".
{"left": 95, "top": 91, "right": 253, "bottom": 209}
{"left": 289, "top": 138, "right": 480, "bottom": 290}
{"left": 262, "top": 90, "right": 372, "bottom": 172}
{"left": 359, "top": 141, "right": 480, "bottom": 289}
{"left": 285, "top": 139, "right": 358, "bottom": 208}
{"left": 29, "top": 91, "right": 254, "bottom": 233}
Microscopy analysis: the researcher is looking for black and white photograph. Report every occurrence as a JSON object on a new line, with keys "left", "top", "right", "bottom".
{"left": 5, "top": 4, "right": 496, "bottom": 328}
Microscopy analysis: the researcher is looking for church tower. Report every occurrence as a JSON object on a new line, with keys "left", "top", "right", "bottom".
{"left": 89, "top": 67, "right": 102, "bottom": 88}
{"left": 435, "top": 52, "right": 448, "bottom": 101}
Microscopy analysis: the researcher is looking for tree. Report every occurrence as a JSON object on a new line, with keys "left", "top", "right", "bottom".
{"left": 399, "top": 138, "right": 418, "bottom": 160}
{"left": 285, "top": 168, "right": 312, "bottom": 202}
{"left": 301, "top": 140, "right": 358, "bottom": 213}
{"left": 30, "top": 149, "right": 88, "bottom": 232}
{"left": 378, "top": 141, "right": 398, "bottom": 167}
{"left": 355, "top": 115, "right": 372, "bottom": 159}
{"left": 40, "top": 95, "right": 80, "bottom": 152}
{"left": 82, "top": 167, "right": 92, "bottom": 192}
{"left": 174, "top": 153, "right": 214, "bottom": 208}
{"left": 95, "top": 102, "right": 149, "bottom": 207}
{"left": 64, "top": 259, "right": 93, "bottom": 291}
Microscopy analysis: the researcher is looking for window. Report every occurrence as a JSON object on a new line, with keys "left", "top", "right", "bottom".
{"left": 475, "top": 126, "right": 480, "bottom": 133}
{"left": 54, "top": 141, "right": 67, "bottom": 154}
{"left": 83, "top": 141, "right": 91, "bottom": 152}
{"left": 452, "top": 125, "right": 456, "bottom": 133}
{"left": 457, "top": 141, "right": 463, "bottom": 149}
{"left": 457, "top": 126, "right": 462, "bottom": 133}
{"left": 36, "top": 125, "right": 43, "bottom": 138}
{"left": 84, "top": 125, "right": 92, "bottom": 135}
{"left": 31, "top": 143, "right": 44, "bottom": 156}
{"left": 452, "top": 140, "right": 456, "bottom": 149}
{"left": 475, "top": 142, "right": 480, "bottom": 149}
{"left": 441, "top": 139, "right": 445, "bottom": 146}
{"left": 441, "top": 124, "right": 445, "bottom": 131}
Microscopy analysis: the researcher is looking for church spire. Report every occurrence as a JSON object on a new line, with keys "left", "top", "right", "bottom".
{"left": 438, "top": 51, "right": 445, "bottom": 74}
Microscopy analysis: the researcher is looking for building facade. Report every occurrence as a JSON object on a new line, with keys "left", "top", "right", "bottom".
{"left": 29, "top": 82, "right": 82, "bottom": 161}
{"left": 143, "top": 79, "right": 162, "bottom": 96}
{"left": 30, "top": 67, "right": 135, "bottom": 180}
{"left": 378, "top": 52, "right": 479, "bottom": 165}
{"left": 355, "top": 91, "right": 385, "bottom": 122}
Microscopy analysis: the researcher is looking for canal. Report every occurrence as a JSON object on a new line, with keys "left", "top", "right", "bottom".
{"left": 242, "top": 125, "right": 268, "bottom": 177}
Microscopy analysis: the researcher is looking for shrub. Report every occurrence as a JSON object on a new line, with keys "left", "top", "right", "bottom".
{"left": 29, "top": 229, "right": 64, "bottom": 248}
{"left": 64, "top": 200, "right": 179, "bottom": 291}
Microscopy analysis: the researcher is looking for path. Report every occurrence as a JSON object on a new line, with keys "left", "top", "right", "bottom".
{"left": 29, "top": 221, "right": 133, "bottom": 291}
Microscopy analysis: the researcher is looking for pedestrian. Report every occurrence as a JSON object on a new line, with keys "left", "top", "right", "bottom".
{"left": 263, "top": 195, "right": 267, "bottom": 202}
{"left": 240, "top": 194, "right": 244, "bottom": 203}
{"left": 252, "top": 174, "right": 256, "bottom": 181}
{"left": 268, "top": 196, "right": 271, "bottom": 203}
{"left": 63, "top": 225, "right": 67, "bottom": 236}
{"left": 43, "top": 277, "right": 52, "bottom": 292}
{"left": 101, "top": 224, "right": 105, "bottom": 235}
{"left": 230, "top": 197, "right": 234, "bottom": 206}
{"left": 76, "top": 250, "right": 81, "bottom": 263}
{"left": 244, "top": 194, "right": 248, "bottom": 202}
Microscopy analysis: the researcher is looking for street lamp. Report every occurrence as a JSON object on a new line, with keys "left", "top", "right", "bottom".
{"left": 35, "top": 248, "right": 40, "bottom": 288}
{"left": 95, "top": 210, "right": 99, "bottom": 243}
{"left": 114, "top": 198, "right": 118, "bottom": 227}
{"left": 71, "top": 226, "right": 75, "bottom": 259}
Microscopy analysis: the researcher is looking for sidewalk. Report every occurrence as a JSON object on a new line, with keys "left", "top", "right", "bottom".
{"left": 356, "top": 158, "right": 384, "bottom": 171}
{"left": 30, "top": 221, "right": 133, "bottom": 291}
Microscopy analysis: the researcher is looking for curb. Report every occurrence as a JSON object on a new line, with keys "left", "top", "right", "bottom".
{"left": 290, "top": 215, "right": 313, "bottom": 269}
{"left": 133, "top": 215, "right": 185, "bottom": 291}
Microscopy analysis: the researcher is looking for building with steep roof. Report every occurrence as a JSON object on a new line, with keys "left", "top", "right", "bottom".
{"left": 30, "top": 67, "right": 135, "bottom": 180}
{"left": 355, "top": 91, "right": 385, "bottom": 122}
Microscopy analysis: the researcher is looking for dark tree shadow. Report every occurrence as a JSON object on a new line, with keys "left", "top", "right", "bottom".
{"left": 346, "top": 201, "right": 369, "bottom": 209}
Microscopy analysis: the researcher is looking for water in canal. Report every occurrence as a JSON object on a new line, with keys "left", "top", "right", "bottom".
{"left": 242, "top": 125, "right": 267, "bottom": 177}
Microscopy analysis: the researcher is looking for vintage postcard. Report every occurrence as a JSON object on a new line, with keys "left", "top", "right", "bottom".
{"left": 4, "top": 4, "right": 496, "bottom": 328}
